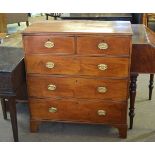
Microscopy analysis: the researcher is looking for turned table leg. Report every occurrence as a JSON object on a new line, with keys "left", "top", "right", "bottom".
{"left": 149, "top": 74, "right": 154, "bottom": 100}
{"left": 8, "top": 97, "right": 18, "bottom": 142}
{"left": 1, "top": 98, "right": 7, "bottom": 119}
{"left": 129, "top": 73, "right": 138, "bottom": 129}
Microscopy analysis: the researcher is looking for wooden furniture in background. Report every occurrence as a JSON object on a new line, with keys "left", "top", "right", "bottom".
{"left": 0, "top": 47, "right": 27, "bottom": 142}
{"left": 23, "top": 21, "right": 132, "bottom": 138}
{"left": 60, "top": 13, "right": 133, "bottom": 21}
{"left": 46, "top": 13, "right": 62, "bottom": 20}
{"left": 130, "top": 24, "right": 155, "bottom": 129}
{"left": 60, "top": 13, "right": 143, "bottom": 24}
{"left": 0, "top": 32, "right": 27, "bottom": 142}
{"left": 0, "top": 14, "right": 7, "bottom": 33}
{"left": 0, "top": 13, "right": 29, "bottom": 33}
{"left": 143, "top": 13, "right": 155, "bottom": 27}
{"left": 142, "top": 13, "right": 155, "bottom": 100}
{"left": 5, "top": 13, "right": 29, "bottom": 27}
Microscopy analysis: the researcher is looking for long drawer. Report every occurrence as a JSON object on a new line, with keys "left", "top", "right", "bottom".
{"left": 23, "top": 35, "right": 75, "bottom": 54}
{"left": 27, "top": 75, "right": 128, "bottom": 101}
{"left": 25, "top": 55, "right": 129, "bottom": 77}
{"left": 29, "top": 98, "right": 126, "bottom": 124}
{"left": 77, "top": 36, "right": 131, "bottom": 56}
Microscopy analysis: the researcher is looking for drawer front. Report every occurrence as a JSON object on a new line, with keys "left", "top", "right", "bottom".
{"left": 27, "top": 76, "right": 76, "bottom": 98}
{"left": 77, "top": 36, "right": 131, "bottom": 56}
{"left": 29, "top": 98, "right": 126, "bottom": 124}
{"left": 27, "top": 76, "right": 128, "bottom": 101}
{"left": 76, "top": 78, "right": 128, "bottom": 101}
{"left": 25, "top": 55, "right": 80, "bottom": 75}
{"left": 23, "top": 36, "right": 75, "bottom": 54}
{"left": 25, "top": 55, "right": 129, "bottom": 77}
{"left": 79, "top": 57, "right": 129, "bottom": 77}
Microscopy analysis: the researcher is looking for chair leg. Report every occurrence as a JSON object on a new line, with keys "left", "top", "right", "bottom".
{"left": 18, "top": 22, "right": 20, "bottom": 26}
{"left": 1, "top": 98, "right": 7, "bottom": 120}
{"left": 46, "top": 15, "right": 49, "bottom": 20}
{"left": 26, "top": 21, "right": 29, "bottom": 27}
{"left": 149, "top": 74, "right": 154, "bottom": 100}
{"left": 54, "top": 16, "right": 57, "bottom": 20}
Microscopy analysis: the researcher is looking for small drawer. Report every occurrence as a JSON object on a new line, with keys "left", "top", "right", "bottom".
{"left": 29, "top": 98, "right": 126, "bottom": 124}
{"left": 25, "top": 55, "right": 129, "bottom": 78}
{"left": 27, "top": 76, "right": 128, "bottom": 101}
{"left": 23, "top": 35, "right": 75, "bottom": 54}
{"left": 77, "top": 36, "right": 131, "bottom": 56}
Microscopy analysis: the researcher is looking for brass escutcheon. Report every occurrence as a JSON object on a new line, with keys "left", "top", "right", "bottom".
{"left": 98, "top": 64, "right": 108, "bottom": 71}
{"left": 97, "top": 86, "right": 107, "bottom": 93}
{"left": 46, "top": 62, "right": 55, "bottom": 69}
{"left": 97, "top": 110, "right": 106, "bottom": 116}
{"left": 44, "top": 41, "right": 54, "bottom": 48}
{"left": 49, "top": 107, "right": 57, "bottom": 113}
{"left": 48, "top": 84, "right": 56, "bottom": 91}
{"left": 98, "top": 42, "right": 108, "bottom": 50}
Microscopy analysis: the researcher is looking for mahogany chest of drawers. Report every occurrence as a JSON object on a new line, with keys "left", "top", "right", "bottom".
{"left": 23, "top": 21, "right": 132, "bottom": 138}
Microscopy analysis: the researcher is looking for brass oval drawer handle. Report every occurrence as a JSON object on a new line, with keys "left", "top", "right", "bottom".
{"left": 46, "top": 62, "right": 55, "bottom": 69}
{"left": 98, "top": 42, "right": 108, "bottom": 50}
{"left": 49, "top": 107, "right": 57, "bottom": 113}
{"left": 98, "top": 64, "right": 108, "bottom": 71}
{"left": 97, "top": 86, "right": 107, "bottom": 93}
{"left": 48, "top": 84, "right": 56, "bottom": 91}
{"left": 44, "top": 41, "right": 54, "bottom": 48}
{"left": 97, "top": 110, "right": 106, "bottom": 116}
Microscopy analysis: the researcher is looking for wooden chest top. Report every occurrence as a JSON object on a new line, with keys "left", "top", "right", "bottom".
{"left": 23, "top": 21, "right": 132, "bottom": 35}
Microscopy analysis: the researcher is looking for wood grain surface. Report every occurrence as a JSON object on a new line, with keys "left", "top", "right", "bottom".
{"left": 23, "top": 20, "right": 133, "bottom": 35}
{"left": 25, "top": 54, "right": 129, "bottom": 77}
{"left": 77, "top": 36, "right": 131, "bottom": 56}
{"left": 27, "top": 75, "right": 128, "bottom": 101}
{"left": 29, "top": 98, "right": 126, "bottom": 124}
{"left": 23, "top": 35, "right": 75, "bottom": 54}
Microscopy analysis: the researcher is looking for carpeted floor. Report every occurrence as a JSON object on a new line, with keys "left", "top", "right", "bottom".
{"left": 0, "top": 15, "right": 155, "bottom": 142}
